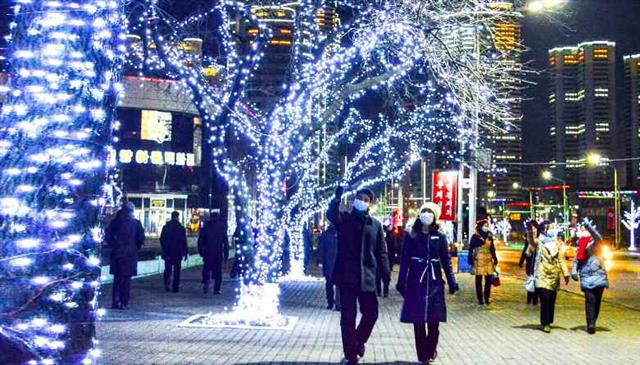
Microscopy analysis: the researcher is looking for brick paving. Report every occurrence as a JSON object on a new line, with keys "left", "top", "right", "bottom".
{"left": 97, "top": 266, "right": 640, "bottom": 365}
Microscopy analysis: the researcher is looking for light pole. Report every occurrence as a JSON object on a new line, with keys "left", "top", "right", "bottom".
{"left": 587, "top": 152, "right": 621, "bottom": 248}
{"left": 542, "top": 170, "right": 569, "bottom": 240}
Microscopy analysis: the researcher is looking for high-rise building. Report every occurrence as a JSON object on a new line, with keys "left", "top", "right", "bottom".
{"left": 548, "top": 41, "right": 617, "bottom": 189}
{"left": 229, "top": 4, "right": 298, "bottom": 112}
{"left": 487, "top": 1, "right": 523, "bottom": 202}
{"left": 622, "top": 54, "right": 640, "bottom": 187}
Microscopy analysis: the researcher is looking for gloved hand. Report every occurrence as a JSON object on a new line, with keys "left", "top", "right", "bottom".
{"left": 571, "top": 273, "right": 578, "bottom": 282}
{"left": 564, "top": 276, "right": 570, "bottom": 285}
{"left": 493, "top": 258, "right": 498, "bottom": 266}
{"left": 449, "top": 283, "right": 459, "bottom": 294}
{"left": 518, "top": 263, "right": 523, "bottom": 268}
{"left": 335, "top": 186, "right": 344, "bottom": 200}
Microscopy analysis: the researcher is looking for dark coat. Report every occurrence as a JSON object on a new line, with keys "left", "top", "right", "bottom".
{"left": 519, "top": 238, "right": 535, "bottom": 276}
{"left": 326, "top": 199, "right": 390, "bottom": 292}
{"left": 397, "top": 229, "right": 456, "bottom": 324}
{"left": 160, "top": 219, "right": 188, "bottom": 262}
{"left": 319, "top": 226, "right": 338, "bottom": 279}
{"left": 198, "top": 217, "right": 229, "bottom": 265}
{"left": 106, "top": 210, "right": 145, "bottom": 277}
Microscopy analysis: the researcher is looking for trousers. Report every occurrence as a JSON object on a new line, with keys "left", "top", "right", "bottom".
{"left": 164, "top": 259, "right": 182, "bottom": 291}
{"left": 202, "top": 259, "right": 223, "bottom": 292}
{"left": 537, "top": 288, "right": 557, "bottom": 326}
{"left": 325, "top": 279, "right": 341, "bottom": 308}
{"left": 339, "top": 287, "right": 378, "bottom": 361}
{"left": 475, "top": 275, "right": 492, "bottom": 303}
{"left": 112, "top": 275, "right": 132, "bottom": 306}
{"left": 413, "top": 322, "right": 440, "bottom": 362}
{"left": 584, "top": 287, "right": 605, "bottom": 327}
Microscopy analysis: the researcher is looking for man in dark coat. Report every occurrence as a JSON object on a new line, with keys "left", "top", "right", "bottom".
{"left": 319, "top": 224, "right": 340, "bottom": 310}
{"left": 160, "top": 211, "right": 188, "bottom": 292}
{"left": 198, "top": 212, "right": 229, "bottom": 294}
{"left": 106, "top": 202, "right": 145, "bottom": 309}
{"left": 327, "top": 187, "right": 390, "bottom": 365}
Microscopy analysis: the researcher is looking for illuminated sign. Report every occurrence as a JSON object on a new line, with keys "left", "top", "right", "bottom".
{"left": 110, "top": 149, "right": 197, "bottom": 167}
{"left": 141, "top": 110, "right": 172, "bottom": 143}
{"left": 150, "top": 199, "right": 166, "bottom": 208}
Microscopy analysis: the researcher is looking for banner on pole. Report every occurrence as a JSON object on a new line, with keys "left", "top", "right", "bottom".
{"left": 432, "top": 170, "right": 459, "bottom": 221}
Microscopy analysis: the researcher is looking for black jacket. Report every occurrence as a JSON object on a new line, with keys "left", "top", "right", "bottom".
{"left": 519, "top": 238, "right": 535, "bottom": 276}
{"left": 319, "top": 226, "right": 338, "bottom": 279}
{"left": 106, "top": 210, "right": 145, "bottom": 277}
{"left": 197, "top": 217, "right": 229, "bottom": 264}
{"left": 160, "top": 219, "right": 188, "bottom": 260}
{"left": 326, "top": 199, "right": 390, "bottom": 292}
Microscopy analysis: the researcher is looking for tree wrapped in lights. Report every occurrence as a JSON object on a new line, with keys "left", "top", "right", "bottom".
{"left": 0, "top": 1, "right": 124, "bottom": 363}
{"left": 134, "top": 0, "right": 528, "bottom": 324}
{"left": 622, "top": 201, "right": 640, "bottom": 251}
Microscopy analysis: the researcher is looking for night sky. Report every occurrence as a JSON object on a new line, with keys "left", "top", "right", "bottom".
{"left": 1, "top": 1, "right": 640, "bottom": 167}
{"left": 521, "top": 0, "right": 640, "bottom": 167}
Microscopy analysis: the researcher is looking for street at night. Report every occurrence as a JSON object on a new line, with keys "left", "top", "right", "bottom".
{"left": 2, "top": 0, "right": 640, "bottom": 364}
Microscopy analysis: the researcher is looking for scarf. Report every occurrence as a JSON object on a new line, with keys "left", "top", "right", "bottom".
{"left": 576, "top": 236, "right": 592, "bottom": 263}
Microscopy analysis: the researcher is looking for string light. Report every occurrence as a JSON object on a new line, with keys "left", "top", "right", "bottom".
{"left": 130, "top": 0, "right": 525, "bottom": 326}
{"left": 0, "top": 0, "right": 125, "bottom": 363}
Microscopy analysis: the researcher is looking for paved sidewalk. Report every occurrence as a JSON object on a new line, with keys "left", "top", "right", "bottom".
{"left": 97, "top": 267, "right": 640, "bottom": 365}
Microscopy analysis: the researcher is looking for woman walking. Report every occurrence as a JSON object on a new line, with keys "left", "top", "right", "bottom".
{"left": 519, "top": 221, "right": 538, "bottom": 305}
{"left": 468, "top": 220, "right": 498, "bottom": 305}
{"left": 396, "top": 203, "right": 458, "bottom": 364}
{"left": 571, "top": 221, "right": 609, "bottom": 334}
{"left": 527, "top": 221, "right": 570, "bottom": 333}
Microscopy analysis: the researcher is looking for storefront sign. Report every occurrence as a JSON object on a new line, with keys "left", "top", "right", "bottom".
{"left": 111, "top": 149, "right": 196, "bottom": 167}
{"left": 150, "top": 199, "right": 166, "bottom": 208}
{"left": 432, "top": 170, "right": 458, "bottom": 221}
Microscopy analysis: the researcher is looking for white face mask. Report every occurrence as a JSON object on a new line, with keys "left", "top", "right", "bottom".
{"left": 481, "top": 226, "right": 489, "bottom": 233}
{"left": 419, "top": 212, "right": 434, "bottom": 226}
{"left": 352, "top": 199, "right": 369, "bottom": 212}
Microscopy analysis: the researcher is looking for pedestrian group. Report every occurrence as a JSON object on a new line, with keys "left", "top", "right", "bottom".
{"left": 105, "top": 191, "right": 610, "bottom": 364}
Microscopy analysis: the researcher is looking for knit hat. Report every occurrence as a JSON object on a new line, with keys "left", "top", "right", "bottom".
{"left": 420, "top": 202, "right": 442, "bottom": 222}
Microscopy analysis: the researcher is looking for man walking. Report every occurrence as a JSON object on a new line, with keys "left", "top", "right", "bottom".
{"left": 319, "top": 223, "right": 340, "bottom": 310}
{"left": 160, "top": 211, "right": 188, "bottom": 292}
{"left": 198, "top": 211, "right": 229, "bottom": 294}
{"left": 106, "top": 202, "right": 145, "bottom": 309}
{"left": 327, "top": 187, "right": 390, "bottom": 364}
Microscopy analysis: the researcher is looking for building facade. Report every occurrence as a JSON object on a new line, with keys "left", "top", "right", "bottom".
{"left": 622, "top": 54, "right": 640, "bottom": 187}
{"left": 549, "top": 41, "right": 617, "bottom": 189}
{"left": 487, "top": 0, "right": 523, "bottom": 202}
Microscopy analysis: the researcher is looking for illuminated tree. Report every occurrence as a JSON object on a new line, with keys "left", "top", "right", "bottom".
{"left": 622, "top": 201, "right": 640, "bottom": 251}
{"left": 0, "top": 0, "right": 124, "bottom": 363}
{"left": 132, "top": 0, "right": 528, "bottom": 324}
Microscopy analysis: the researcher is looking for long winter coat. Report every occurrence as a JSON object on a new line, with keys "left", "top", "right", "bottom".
{"left": 106, "top": 210, "right": 145, "bottom": 277}
{"left": 160, "top": 218, "right": 188, "bottom": 262}
{"left": 519, "top": 238, "right": 535, "bottom": 276}
{"left": 528, "top": 233, "right": 570, "bottom": 292}
{"left": 326, "top": 199, "right": 390, "bottom": 292}
{"left": 319, "top": 226, "right": 338, "bottom": 279}
{"left": 198, "top": 217, "right": 229, "bottom": 264}
{"left": 397, "top": 228, "right": 457, "bottom": 324}
{"left": 468, "top": 232, "right": 497, "bottom": 276}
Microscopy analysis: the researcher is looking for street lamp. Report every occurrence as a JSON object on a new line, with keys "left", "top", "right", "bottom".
{"left": 542, "top": 170, "right": 569, "bottom": 239}
{"left": 586, "top": 152, "right": 621, "bottom": 248}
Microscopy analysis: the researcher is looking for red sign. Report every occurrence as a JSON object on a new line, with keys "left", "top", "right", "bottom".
{"left": 432, "top": 170, "right": 458, "bottom": 221}
{"left": 607, "top": 208, "right": 615, "bottom": 231}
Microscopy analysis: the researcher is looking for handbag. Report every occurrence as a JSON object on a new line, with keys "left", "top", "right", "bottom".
{"left": 492, "top": 269, "right": 501, "bottom": 287}
{"left": 524, "top": 244, "right": 540, "bottom": 293}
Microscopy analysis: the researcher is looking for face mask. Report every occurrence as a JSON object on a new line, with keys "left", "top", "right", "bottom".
{"left": 419, "top": 212, "right": 434, "bottom": 226}
{"left": 481, "top": 226, "right": 489, "bottom": 233}
{"left": 352, "top": 199, "right": 369, "bottom": 212}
